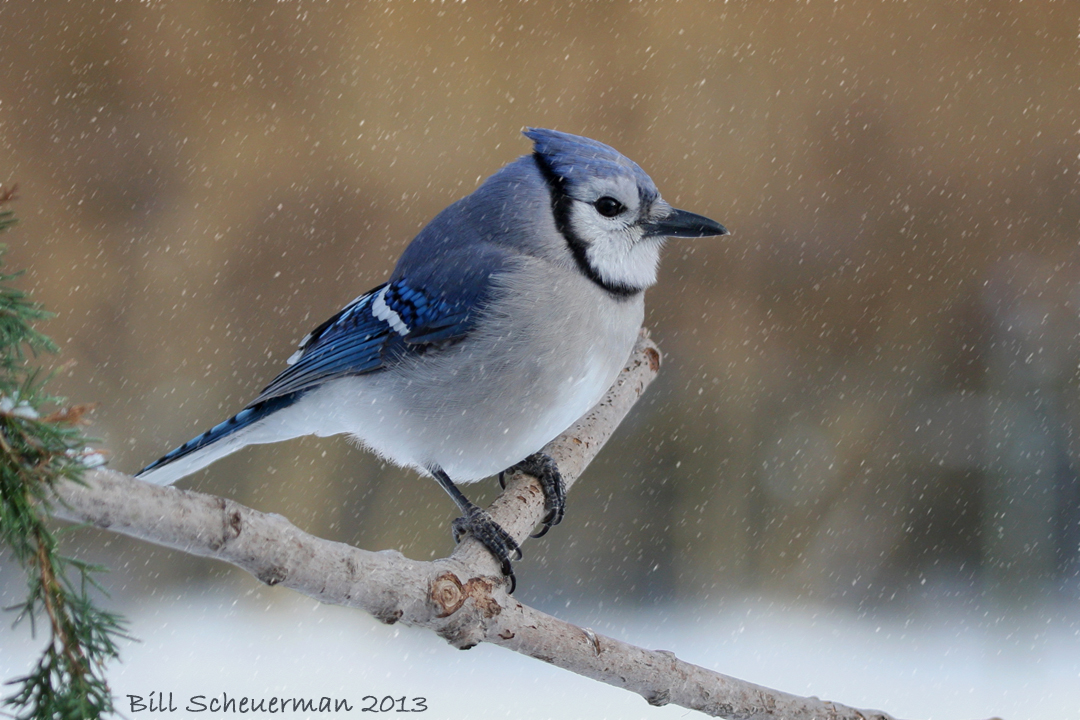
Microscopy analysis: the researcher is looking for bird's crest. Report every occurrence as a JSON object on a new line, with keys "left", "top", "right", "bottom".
{"left": 523, "top": 128, "right": 658, "bottom": 203}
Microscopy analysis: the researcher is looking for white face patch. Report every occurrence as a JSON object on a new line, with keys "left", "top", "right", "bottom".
{"left": 372, "top": 286, "right": 411, "bottom": 336}
{"left": 567, "top": 193, "right": 664, "bottom": 292}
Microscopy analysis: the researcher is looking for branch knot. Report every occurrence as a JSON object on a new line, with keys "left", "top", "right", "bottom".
{"left": 431, "top": 572, "right": 466, "bottom": 618}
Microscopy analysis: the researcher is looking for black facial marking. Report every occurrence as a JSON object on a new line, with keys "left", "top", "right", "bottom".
{"left": 531, "top": 153, "right": 640, "bottom": 299}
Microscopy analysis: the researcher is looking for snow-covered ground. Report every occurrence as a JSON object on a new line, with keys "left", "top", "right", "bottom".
{"left": 3, "top": 589, "right": 1078, "bottom": 719}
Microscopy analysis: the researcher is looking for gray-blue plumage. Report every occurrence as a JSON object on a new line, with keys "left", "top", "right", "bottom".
{"left": 137, "top": 128, "right": 727, "bottom": 589}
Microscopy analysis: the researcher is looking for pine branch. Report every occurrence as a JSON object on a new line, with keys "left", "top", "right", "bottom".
{"left": 0, "top": 187, "right": 127, "bottom": 720}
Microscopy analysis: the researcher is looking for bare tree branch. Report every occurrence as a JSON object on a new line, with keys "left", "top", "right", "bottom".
{"left": 48, "top": 330, "right": 902, "bottom": 720}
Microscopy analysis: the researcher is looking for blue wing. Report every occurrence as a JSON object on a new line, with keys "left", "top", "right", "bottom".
{"left": 249, "top": 276, "right": 480, "bottom": 404}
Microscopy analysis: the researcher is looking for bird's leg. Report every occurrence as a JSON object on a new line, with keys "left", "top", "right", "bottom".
{"left": 430, "top": 465, "right": 522, "bottom": 594}
{"left": 505, "top": 452, "right": 565, "bottom": 539}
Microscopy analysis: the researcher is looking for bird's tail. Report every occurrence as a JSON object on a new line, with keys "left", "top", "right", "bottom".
{"left": 136, "top": 393, "right": 302, "bottom": 486}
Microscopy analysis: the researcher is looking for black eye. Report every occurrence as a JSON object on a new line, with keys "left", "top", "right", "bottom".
{"left": 593, "top": 196, "right": 626, "bottom": 218}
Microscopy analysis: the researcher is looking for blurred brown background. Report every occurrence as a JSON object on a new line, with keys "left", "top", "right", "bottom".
{"left": 1, "top": 1, "right": 1078, "bottom": 613}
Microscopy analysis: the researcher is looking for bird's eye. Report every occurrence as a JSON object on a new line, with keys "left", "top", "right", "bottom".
{"left": 593, "top": 196, "right": 626, "bottom": 218}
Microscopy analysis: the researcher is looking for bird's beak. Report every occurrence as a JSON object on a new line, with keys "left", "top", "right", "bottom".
{"left": 643, "top": 208, "right": 728, "bottom": 238}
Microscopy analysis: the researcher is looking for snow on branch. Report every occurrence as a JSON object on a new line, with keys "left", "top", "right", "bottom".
{"left": 48, "top": 330, "right": 900, "bottom": 720}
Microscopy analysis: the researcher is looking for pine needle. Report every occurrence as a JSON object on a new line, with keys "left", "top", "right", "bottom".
{"left": 0, "top": 186, "right": 128, "bottom": 720}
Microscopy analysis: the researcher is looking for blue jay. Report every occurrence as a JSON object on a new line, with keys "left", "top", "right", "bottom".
{"left": 138, "top": 128, "right": 727, "bottom": 591}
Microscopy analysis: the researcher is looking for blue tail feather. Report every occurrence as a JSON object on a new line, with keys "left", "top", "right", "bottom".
{"left": 137, "top": 393, "right": 301, "bottom": 478}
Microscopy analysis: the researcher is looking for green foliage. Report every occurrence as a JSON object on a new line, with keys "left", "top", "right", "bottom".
{"left": 0, "top": 188, "right": 127, "bottom": 720}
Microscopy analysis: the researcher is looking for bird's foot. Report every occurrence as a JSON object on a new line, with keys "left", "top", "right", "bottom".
{"left": 506, "top": 452, "right": 565, "bottom": 538}
{"left": 452, "top": 505, "right": 522, "bottom": 594}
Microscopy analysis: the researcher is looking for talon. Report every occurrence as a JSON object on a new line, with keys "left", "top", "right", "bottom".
{"left": 530, "top": 509, "right": 557, "bottom": 538}
{"left": 507, "top": 452, "right": 565, "bottom": 538}
{"left": 530, "top": 525, "right": 551, "bottom": 539}
{"left": 451, "top": 505, "right": 521, "bottom": 593}
{"left": 498, "top": 470, "right": 506, "bottom": 490}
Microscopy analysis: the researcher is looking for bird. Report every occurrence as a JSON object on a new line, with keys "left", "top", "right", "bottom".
{"left": 137, "top": 128, "right": 727, "bottom": 592}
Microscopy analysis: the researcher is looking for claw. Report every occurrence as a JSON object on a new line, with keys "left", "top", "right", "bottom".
{"left": 531, "top": 509, "right": 558, "bottom": 538}
{"left": 451, "top": 505, "right": 521, "bottom": 593}
{"left": 506, "top": 452, "right": 565, "bottom": 538}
